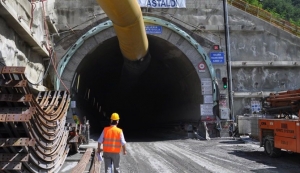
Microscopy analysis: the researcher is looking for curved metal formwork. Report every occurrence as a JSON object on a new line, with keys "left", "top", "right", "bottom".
{"left": 0, "top": 66, "right": 70, "bottom": 172}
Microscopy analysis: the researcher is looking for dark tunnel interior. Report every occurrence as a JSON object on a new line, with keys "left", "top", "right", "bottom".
{"left": 72, "top": 35, "right": 203, "bottom": 135}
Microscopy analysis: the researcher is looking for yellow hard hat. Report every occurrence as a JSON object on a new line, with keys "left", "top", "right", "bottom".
{"left": 111, "top": 113, "right": 120, "bottom": 120}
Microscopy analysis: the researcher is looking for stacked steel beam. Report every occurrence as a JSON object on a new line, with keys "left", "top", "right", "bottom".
{"left": 0, "top": 66, "right": 70, "bottom": 172}
{"left": 262, "top": 89, "right": 300, "bottom": 117}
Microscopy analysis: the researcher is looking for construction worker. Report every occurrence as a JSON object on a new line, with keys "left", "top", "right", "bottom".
{"left": 72, "top": 114, "right": 80, "bottom": 125}
{"left": 97, "top": 113, "right": 127, "bottom": 173}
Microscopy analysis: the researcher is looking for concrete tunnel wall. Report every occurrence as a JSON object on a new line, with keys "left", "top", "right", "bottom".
{"left": 57, "top": 18, "right": 217, "bottom": 131}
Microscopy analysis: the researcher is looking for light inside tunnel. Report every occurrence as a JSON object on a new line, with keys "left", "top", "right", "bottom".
{"left": 72, "top": 35, "right": 203, "bottom": 133}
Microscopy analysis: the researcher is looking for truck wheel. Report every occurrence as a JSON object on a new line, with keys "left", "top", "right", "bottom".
{"left": 264, "top": 135, "right": 282, "bottom": 157}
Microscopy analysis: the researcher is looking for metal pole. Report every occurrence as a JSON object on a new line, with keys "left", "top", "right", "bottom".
{"left": 85, "top": 120, "right": 90, "bottom": 144}
{"left": 223, "top": 0, "right": 234, "bottom": 121}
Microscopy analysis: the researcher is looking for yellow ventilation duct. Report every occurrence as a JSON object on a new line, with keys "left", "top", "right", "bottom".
{"left": 96, "top": 0, "right": 148, "bottom": 61}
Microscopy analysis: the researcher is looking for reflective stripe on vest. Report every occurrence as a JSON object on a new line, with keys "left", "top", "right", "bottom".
{"left": 103, "top": 126, "right": 122, "bottom": 153}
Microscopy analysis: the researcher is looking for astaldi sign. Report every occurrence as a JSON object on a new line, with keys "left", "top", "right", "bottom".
{"left": 138, "top": 0, "right": 186, "bottom": 8}
{"left": 210, "top": 52, "right": 225, "bottom": 64}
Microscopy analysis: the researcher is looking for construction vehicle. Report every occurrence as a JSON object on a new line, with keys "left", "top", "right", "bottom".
{"left": 259, "top": 89, "right": 300, "bottom": 157}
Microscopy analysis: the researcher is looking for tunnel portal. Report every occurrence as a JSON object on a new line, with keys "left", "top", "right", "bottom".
{"left": 73, "top": 35, "right": 203, "bottom": 132}
{"left": 57, "top": 17, "right": 217, "bottom": 134}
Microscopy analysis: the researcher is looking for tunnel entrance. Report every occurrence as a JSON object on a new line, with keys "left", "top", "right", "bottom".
{"left": 56, "top": 17, "right": 218, "bottom": 137}
{"left": 72, "top": 35, "right": 202, "bottom": 134}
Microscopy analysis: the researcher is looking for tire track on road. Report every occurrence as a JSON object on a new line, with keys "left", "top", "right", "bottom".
{"left": 124, "top": 142, "right": 178, "bottom": 173}
{"left": 155, "top": 142, "right": 235, "bottom": 173}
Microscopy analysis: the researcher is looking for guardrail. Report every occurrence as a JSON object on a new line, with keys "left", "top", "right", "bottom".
{"left": 228, "top": 0, "right": 300, "bottom": 37}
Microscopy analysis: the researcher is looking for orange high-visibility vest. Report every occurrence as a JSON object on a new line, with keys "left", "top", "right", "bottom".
{"left": 103, "top": 126, "right": 122, "bottom": 153}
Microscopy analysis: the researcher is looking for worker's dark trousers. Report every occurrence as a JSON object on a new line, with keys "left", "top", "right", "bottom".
{"left": 103, "top": 152, "right": 120, "bottom": 173}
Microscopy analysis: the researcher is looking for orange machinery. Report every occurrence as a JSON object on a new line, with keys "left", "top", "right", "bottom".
{"left": 259, "top": 89, "right": 300, "bottom": 157}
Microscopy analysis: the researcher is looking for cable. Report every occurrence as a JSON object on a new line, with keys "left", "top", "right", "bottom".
{"left": 50, "top": 52, "right": 70, "bottom": 94}
{"left": 6, "top": 11, "right": 104, "bottom": 92}
{"left": 42, "top": 0, "right": 70, "bottom": 94}
{"left": 44, "top": 13, "right": 106, "bottom": 94}
{"left": 49, "top": 12, "right": 105, "bottom": 37}
{"left": 44, "top": 0, "right": 70, "bottom": 93}
{"left": 26, "top": 50, "right": 53, "bottom": 86}
{"left": 30, "top": 2, "right": 36, "bottom": 29}
{"left": 68, "top": 13, "right": 105, "bottom": 30}
{"left": 49, "top": 14, "right": 105, "bottom": 49}
{"left": 24, "top": 0, "right": 71, "bottom": 93}
{"left": 143, "top": 8, "right": 223, "bottom": 40}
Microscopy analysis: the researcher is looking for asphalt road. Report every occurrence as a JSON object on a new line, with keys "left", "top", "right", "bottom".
{"left": 60, "top": 130, "right": 300, "bottom": 173}
{"left": 97, "top": 131, "right": 300, "bottom": 173}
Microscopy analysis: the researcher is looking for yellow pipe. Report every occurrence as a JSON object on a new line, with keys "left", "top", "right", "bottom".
{"left": 96, "top": 0, "right": 148, "bottom": 61}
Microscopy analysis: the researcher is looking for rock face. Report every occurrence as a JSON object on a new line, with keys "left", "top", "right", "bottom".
{"left": 0, "top": 18, "right": 45, "bottom": 86}
{"left": 0, "top": 0, "right": 51, "bottom": 87}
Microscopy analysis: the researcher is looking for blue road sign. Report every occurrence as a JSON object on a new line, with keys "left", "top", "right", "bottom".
{"left": 210, "top": 52, "right": 225, "bottom": 64}
{"left": 145, "top": 26, "right": 162, "bottom": 34}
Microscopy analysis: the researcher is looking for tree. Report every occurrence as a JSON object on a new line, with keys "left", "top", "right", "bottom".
{"left": 259, "top": 0, "right": 300, "bottom": 25}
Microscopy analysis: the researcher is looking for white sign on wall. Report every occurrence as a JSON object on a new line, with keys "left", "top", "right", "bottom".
{"left": 200, "top": 104, "right": 214, "bottom": 116}
{"left": 251, "top": 100, "right": 261, "bottom": 113}
{"left": 201, "top": 78, "right": 212, "bottom": 95}
{"left": 202, "top": 87, "right": 212, "bottom": 95}
{"left": 204, "top": 95, "right": 213, "bottom": 103}
{"left": 138, "top": 0, "right": 186, "bottom": 8}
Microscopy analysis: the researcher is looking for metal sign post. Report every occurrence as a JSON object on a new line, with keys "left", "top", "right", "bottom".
{"left": 223, "top": 0, "right": 234, "bottom": 121}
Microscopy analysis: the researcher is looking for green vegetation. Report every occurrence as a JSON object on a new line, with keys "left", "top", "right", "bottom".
{"left": 245, "top": 0, "right": 300, "bottom": 26}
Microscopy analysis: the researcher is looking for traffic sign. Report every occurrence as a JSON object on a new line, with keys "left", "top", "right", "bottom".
{"left": 145, "top": 26, "right": 162, "bottom": 34}
{"left": 213, "top": 45, "right": 220, "bottom": 50}
{"left": 198, "top": 62, "right": 205, "bottom": 73}
{"left": 210, "top": 52, "right": 225, "bottom": 64}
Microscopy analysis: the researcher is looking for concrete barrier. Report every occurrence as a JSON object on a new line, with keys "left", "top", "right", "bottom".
{"left": 238, "top": 114, "right": 266, "bottom": 139}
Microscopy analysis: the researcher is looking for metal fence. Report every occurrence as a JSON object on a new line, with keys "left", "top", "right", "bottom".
{"left": 228, "top": 0, "right": 300, "bottom": 37}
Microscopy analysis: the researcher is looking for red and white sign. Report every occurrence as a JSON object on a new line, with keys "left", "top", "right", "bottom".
{"left": 198, "top": 62, "right": 206, "bottom": 72}
{"left": 213, "top": 45, "right": 220, "bottom": 50}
